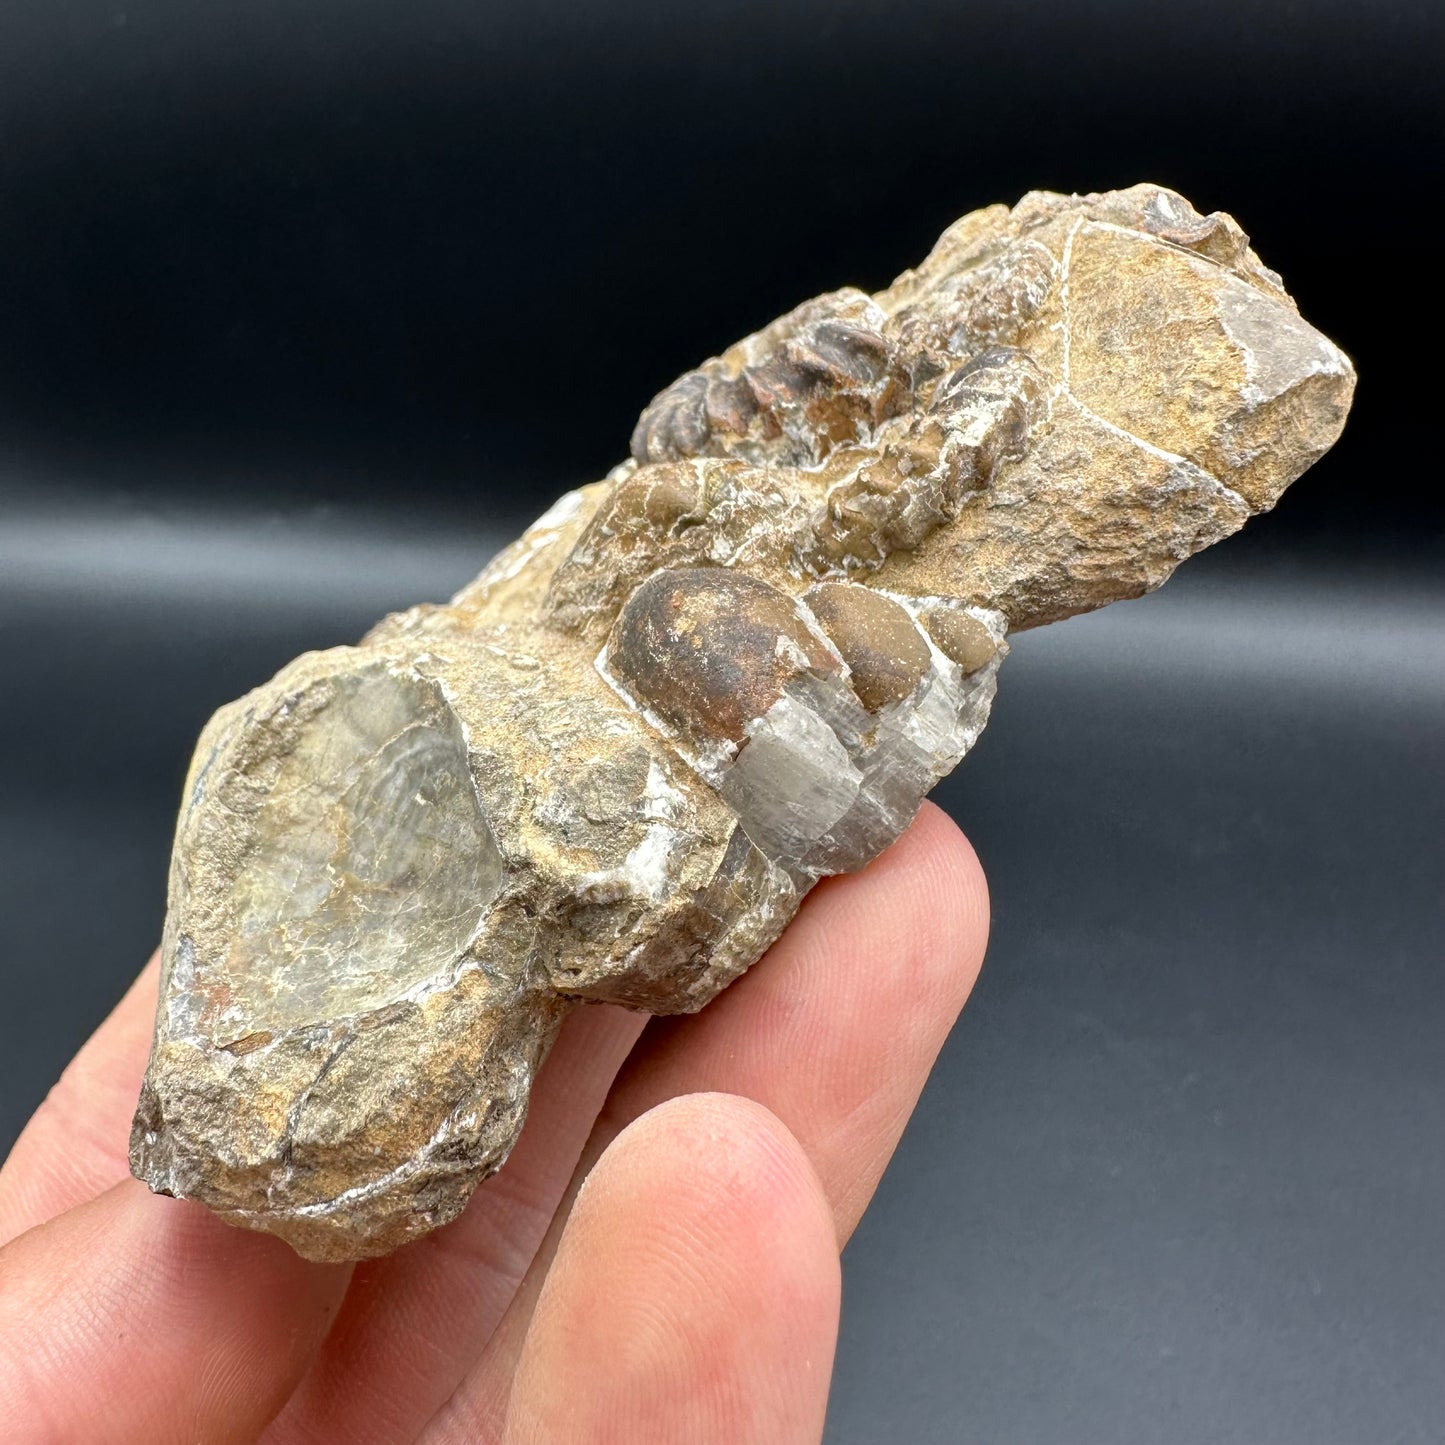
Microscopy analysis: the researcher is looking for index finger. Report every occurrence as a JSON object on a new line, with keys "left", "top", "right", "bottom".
{"left": 601, "top": 799, "right": 991, "bottom": 1241}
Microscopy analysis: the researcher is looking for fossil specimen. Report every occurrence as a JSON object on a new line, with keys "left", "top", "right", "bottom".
{"left": 130, "top": 185, "right": 1355, "bottom": 1260}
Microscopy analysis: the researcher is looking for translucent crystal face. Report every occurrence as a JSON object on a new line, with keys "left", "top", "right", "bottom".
{"left": 180, "top": 662, "right": 502, "bottom": 1038}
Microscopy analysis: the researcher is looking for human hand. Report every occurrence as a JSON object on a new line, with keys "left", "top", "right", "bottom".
{"left": 0, "top": 802, "right": 987, "bottom": 1444}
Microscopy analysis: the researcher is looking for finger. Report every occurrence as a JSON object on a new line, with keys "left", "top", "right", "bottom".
{"left": 598, "top": 801, "right": 989, "bottom": 1240}
{"left": 440, "top": 800, "right": 987, "bottom": 1437}
{"left": 498, "top": 1093, "right": 839, "bottom": 1445}
{"left": 0, "top": 1180, "right": 348, "bottom": 1445}
{"left": 0, "top": 953, "right": 160, "bottom": 1245}
{"left": 262, "top": 1000, "right": 645, "bottom": 1445}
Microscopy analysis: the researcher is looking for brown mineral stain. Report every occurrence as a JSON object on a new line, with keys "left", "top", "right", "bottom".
{"left": 609, "top": 568, "right": 840, "bottom": 746}
{"left": 924, "top": 609, "right": 998, "bottom": 676}
{"left": 805, "top": 583, "right": 931, "bottom": 710}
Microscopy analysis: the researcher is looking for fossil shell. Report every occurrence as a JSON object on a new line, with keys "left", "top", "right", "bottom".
{"left": 131, "top": 185, "right": 1354, "bottom": 1259}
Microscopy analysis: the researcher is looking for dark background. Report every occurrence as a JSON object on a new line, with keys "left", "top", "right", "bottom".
{"left": 1, "top": 2, "right": 1440, "bottom": 1441}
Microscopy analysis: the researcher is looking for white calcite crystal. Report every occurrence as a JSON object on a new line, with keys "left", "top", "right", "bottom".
{"left": 131, "top": 184, "right": 1355, "bottom": 1259}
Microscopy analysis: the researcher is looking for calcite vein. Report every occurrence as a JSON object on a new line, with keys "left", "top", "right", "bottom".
{"left": 130, "top": 185, "right": 1354, "bottom": 1260}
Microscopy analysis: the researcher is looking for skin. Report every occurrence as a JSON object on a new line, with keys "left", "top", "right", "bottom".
{"left": 0, "top": 802, "right": 988, "bottom": 1444}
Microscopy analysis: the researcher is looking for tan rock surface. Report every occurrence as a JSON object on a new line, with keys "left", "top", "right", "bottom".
{"left": 131, "top": 184, "right": 1354, "bottom": 1259}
